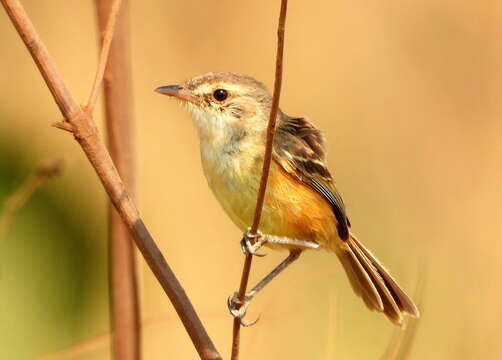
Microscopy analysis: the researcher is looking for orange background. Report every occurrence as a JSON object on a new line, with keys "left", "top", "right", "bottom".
{"left": 0, "top": 1, "right": 501, "bottom": 359}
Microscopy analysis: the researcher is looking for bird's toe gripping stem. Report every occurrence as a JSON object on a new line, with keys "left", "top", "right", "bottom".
{"left": 240, "top": 228, "right": 267, "bottom": 257}
{"left": 227, "top": 292, "right": 260, "bottom": 327}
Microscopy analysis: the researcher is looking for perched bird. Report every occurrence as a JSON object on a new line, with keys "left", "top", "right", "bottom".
{"left": 156, "top": 72, "right": 419, "bottom": 325}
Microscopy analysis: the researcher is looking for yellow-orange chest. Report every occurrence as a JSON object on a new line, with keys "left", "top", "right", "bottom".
{"left": 200, "top": 140, "right": 338, "bottom": 250}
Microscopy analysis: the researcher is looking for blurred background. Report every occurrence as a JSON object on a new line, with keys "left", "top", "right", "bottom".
{"left": 1, "top": 0, "right": 501, "bottom": 359}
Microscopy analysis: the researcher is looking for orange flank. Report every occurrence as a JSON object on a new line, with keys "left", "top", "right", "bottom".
{"left": 260, "top": 160, "right": 339, "bottom": 251}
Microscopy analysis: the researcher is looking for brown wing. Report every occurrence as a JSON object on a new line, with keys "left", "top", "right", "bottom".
{"left": 273, "top": 114, "right": 350, "bottom": 240}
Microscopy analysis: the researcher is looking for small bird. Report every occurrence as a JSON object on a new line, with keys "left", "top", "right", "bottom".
{"left": 156, "top": 72, "right": 419, "bottom": 325}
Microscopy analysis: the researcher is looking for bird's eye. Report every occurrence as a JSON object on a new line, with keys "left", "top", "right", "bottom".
{"left": 213, "top": 89, "right": 228, "bottom": 101}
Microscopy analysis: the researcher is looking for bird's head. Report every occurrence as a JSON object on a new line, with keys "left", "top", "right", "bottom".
{"left": 156, "top": 72, "right": 273, "bottom": 142}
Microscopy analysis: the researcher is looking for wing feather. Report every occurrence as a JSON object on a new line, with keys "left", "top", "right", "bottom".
{"left": 273, "top": 114, "right": 350, "bottom": 239}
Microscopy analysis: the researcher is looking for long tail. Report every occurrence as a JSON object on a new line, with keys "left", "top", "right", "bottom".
{"left": 336, "top": 233, "right": 420, "bottom": 325}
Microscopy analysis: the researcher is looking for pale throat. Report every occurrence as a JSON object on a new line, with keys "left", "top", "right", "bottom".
{"left": 188, "top": 105, "right": 263, "bottom": 191}
{"left": 186, "top": 102, "right": 267, "bottom": 230}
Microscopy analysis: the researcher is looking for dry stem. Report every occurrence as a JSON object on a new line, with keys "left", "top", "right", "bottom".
{"left": 87, "top": 0, "right": 122, "bottom": 114}
{"left": 0, "top": 1, "right": 221, "bottom": 359}
{"left": 94, "top": 0, "right": 141, "bottom": 359}
{"left": 230, "top": 1, "right": 288, "bottom": 359}
{"left": 36, "top": 314, "right": 187, "bottom": 360}
{"left": 0, "top": 159, "right": 64, "bottom": 241}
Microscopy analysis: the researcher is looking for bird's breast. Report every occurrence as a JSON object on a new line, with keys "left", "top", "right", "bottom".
{"left": 199, "top": 137, "right": 338, "bottom": 250}
{"left": 199, "top": 137, "right": 263, "bottom": 231}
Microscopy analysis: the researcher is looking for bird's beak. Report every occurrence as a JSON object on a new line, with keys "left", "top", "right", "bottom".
{"left": 155, "top": 85, "right": 200, "bottom": 105}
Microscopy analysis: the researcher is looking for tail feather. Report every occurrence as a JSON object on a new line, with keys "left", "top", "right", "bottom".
{"left": 350, "top": 235, "right": 420, "bottom": 318}
{"left": 338, "top": 248, "right": 383, "bottom": 312}
{"left": 337, "top": 234, "right": 420, "bottom": 325}
{"left": 348, "top": 236, "right": 403, "bottom": 325}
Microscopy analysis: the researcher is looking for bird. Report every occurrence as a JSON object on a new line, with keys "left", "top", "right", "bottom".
{"left": 155, "top": 72, "right": 419, "bottom": 326}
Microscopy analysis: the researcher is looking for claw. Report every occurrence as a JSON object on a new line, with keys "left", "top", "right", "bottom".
{"left": 227, "top": 292, "right": 250, "bottom": 318}
{"left": 240, "top": 314, "right": 260, "bottom": 327}
{"left": 240, "top": 228, "right": 267, "bottom": 257}
{"left": 227, "top": 292, "right": 260, "bottom": 326}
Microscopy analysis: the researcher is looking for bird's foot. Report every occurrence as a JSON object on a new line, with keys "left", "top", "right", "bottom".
{"left": 227, "top": 292, "right": 260, "bottom": 327}
{"left": 240, "top": 228, "right": 267, "bottom": 257}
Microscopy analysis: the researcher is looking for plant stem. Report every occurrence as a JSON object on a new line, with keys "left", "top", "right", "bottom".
{"left": 230, "top": 1, "right": 288, "bottom": 359}
{"left": 0, "top": 1, "right": 221, "bottom": 358}
{"left": 94, "top": 0, "right": 141, "bottom": 359}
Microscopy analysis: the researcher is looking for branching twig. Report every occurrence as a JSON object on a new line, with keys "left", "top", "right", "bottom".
{"left": 94, "top": 0, "right": 141, "bottom": 359}
{"left": 0, "top": 1, "right": 221, "bottom": 359}
{"left": 87, "top": 0, "right": 121, "bottom": 114}
{"left": 0, "top": 159, "right": 64, "bottom": 241}
{"left": 230, "top": 1, "right": 288, "bottom": 359}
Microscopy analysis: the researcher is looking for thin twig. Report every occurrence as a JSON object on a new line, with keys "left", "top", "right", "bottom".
{"left": 381, "top": 272, "right": 426, "bottom": 360}
{"left": 0, "top": 1, "right": 221, "bottom": 359}
{"left": 94, "top": 0, "right": 140, "bottom": 359}
{"left": 36, "top": 334, "right": 110, "bottom": 360}
{"left": 86, "top": 0, "right": 121, "bottom": 114}
{"left": 324, "top": 290, "right": 338, "bottom": 360}
{"left": 230, "top": 1, "right": 288, "bottom": 359}
{"left": 36, "top": 315, "right": 172, "bottom": 360}
{"left": 0, "top": 159, "right": 64, "bottom": 241}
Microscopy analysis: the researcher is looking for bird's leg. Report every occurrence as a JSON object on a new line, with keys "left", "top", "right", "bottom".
{"left": 228, "top": 249, "right": 304, "bottom": 325}
{"left": 264, "top": 234, "right": 321, "bottom": 250}
{"left": 246, "top": 249, "right": 302, "bottom": 300}
{"left": 240, "top": 229, "right": 320, "bottom": 257}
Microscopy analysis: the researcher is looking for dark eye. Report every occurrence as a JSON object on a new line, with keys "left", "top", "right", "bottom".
{"left": 213, "top": 89, "right": 228, "bottom": 101}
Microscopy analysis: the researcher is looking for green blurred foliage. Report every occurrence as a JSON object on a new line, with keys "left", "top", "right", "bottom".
{"left": 0, "top": 147, "right": 108, "bottom": 360}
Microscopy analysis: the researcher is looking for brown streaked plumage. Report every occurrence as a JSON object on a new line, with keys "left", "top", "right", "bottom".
{"left": 156, "top": 72, "right": 419, "bottom": 325}
{"left": 273, "top": 114, "right": 350, "bottom": 240}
